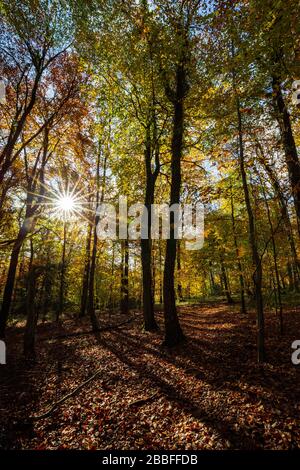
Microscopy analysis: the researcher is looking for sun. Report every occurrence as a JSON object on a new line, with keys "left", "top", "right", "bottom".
{"left": 49, "top": 185, "right": 85, "bottom": 221}
{"left": 57, "top": 195, "right": 75, "bottom": 212}
{"left": 53, "top": 189, "right": 82, "bottom": 221}
{"left": 29, "top": 177, "right": 93, "bottom": 223}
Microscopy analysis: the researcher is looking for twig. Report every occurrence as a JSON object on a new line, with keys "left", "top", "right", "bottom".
{"left": 29, "top": 370, "right": 107, "bottom": 421}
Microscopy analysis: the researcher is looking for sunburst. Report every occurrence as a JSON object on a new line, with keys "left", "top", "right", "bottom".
{"left": 52, "top": 187, "right": 84, "bottom": 221}
{"left": 28, "top": 176, "right": 96, "bottom": 223}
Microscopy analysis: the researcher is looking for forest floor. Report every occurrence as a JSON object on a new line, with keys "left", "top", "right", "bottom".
{"left": 1, "top": 302, "right": 300, "bottom": 450}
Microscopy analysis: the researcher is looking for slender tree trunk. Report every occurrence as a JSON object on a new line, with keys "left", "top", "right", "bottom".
{"left": 138, "top": 1, "right": 160, "bottom": 330}
{"left": 24, "top": 266, "right": 42, "bottom": 360}
{"left": 260, "top": 176, "right": 283, "bottom": 334}
{"left": 230, "top": 186, "right": 247, "bottom": 313}
{"left": 220, "top": 256, "right": 234, "bottom": 304}
{"left": 163, "top": 65, "right": 186, "bottom": 346}
{"left": 88, "top": 154, "right": 101, "bottom": 331}
{"left": 57, "top": 221, "right": 67, "bottom": 322}
{"left": 141, "top": 238, "right": 157, "bottom": 328}
{"left": 236, "top": 100, "right": 265, "bottom": 362}
{"left": 177, "top": 241, "right": 183, "bottom": 301}
{"left": 88, "top": 223, "right": 100, "bottom": 331}
{"left": 152, "top": 246, "right": 156, "bottom": 304}
{"left": 0, "top": 179, "right": 12, "bottom": 222}
{"left": 108, "top": 243, "right": 115, "bottom": 311}
{"left": 141, "top": 200, "right": 157, "bottom": 329}
{"left": 42, "top": 249, "right": 52, "bottom": 321}
{"left": 159, "top": 240, "right": 163, "bottom": 304}
{"left": 209, "top": 262, "right": 216, "bottom": 295}
{"left": 141, "top": 121, "right": 159, "bottom": 331}
{"left": 0, "top": 225, "right": 29, "bottom": 338}
{"left": 287, "top": 261, "right": 294, "bottom": 289}
{"left": 120, "top": 239, "right": 129, "bottom": 314}
{"left": 272, "top": 76, "right": 300, "bottom": 235}
{"left": 256, "top": 141, "right": 299, "bottom": 290}
{"left": 281, "top": 272, "right": 287, "bottom": 290}
{"left": 80, "top": 222, "right": 92, "bottom": 318}
{"left": 0, "top": 71, "right": 42, "bottom": 187}
{"left": 88, "top": 147, "right": 107, "bottom": 331}
{"left": 141, "top": 232, "right": 158, "bottom": 327}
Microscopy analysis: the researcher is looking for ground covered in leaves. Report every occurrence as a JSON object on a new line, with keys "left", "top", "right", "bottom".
{"left": 1, "top": 302, "right": 300, "bottom": 450}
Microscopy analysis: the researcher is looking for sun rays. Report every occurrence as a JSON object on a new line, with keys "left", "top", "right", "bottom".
{"left": 28, "top": 176, "right": 96, "bottom": 223}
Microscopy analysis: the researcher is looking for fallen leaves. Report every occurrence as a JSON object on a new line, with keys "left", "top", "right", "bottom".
{"left": 1, "top": 305, "right": 300, "bottom": 450}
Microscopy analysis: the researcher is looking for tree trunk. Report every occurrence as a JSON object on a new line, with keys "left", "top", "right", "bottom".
{"left": 41, "top": 247, "right": 53, "bottom": 321}
{"left": 220, "top": 256, "right": 234, "bottom": 304}
{"left": 0, "top": 225, "right": 28, "bottom": 338}
{"left": 141, "top": 191, "right": 157, "bottom": 328}
{"left": 259, "top": 175, "right": 283, "bottom": 334}
{"left": 237, "top": 100, "right": 265, "bottom": 362}
{"left": 152, "top": 246, "right": 156, "bottom": 304}
{"left": 24, "top": 266, "right": 42, "bottom": 360}
{"left": 163, "top": 64, "right": 186, "bottom": 346}
{"left": 88, "top": 151, "right": 101, "bottom": 331}
{"left": 209, "top": 262, "right": 216, "bottom": 295}
{"left": 272, "top": 76, "right": 300, "bottom": 236}
{"left": 230, "top": 185, "right": 247, "bottom": 313}
{"left": 80, "top": 222, "right": 92, "bottom": 318}
{"left": 177, "top": 241, "right": 183, "bottom": 302}
{"left": 120, "top": 239, "right": 129, "bottom": 314}
{"left": 141, "top": 215, "right": 157, "bottom": 329}
{"left": 108, "top": 243, "right": 115, "bottom": 310}
{"left": 141, "top": 238, "right": 157, "bottom": 328}
{"left": 159, "top": 241, "right": 163, "bottom": 304}
{"left": 87, "top": 223, "right": 100, "bottom": 331}
{"left": 87, "top": 145, "right": 107, "bottom": 331}
{"left": 0, "top": 70, "right": 42, "bottom": 187}
{"left": 141, "top": 117, "right": 159, "bottom": 331}
{"left": 57, "top": 221, "right": 67, "bottom": 322}
{"left": 256, "top": 141, "right": 299, "bottom": 290}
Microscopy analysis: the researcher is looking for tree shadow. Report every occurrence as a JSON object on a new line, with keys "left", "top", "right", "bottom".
{"left": 93, "top": 303, "right": 300, "bottom": 449}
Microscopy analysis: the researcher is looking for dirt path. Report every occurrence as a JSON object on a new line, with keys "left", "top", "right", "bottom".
{"left": 1, "top": 303, "right": 300, "bottom": 449}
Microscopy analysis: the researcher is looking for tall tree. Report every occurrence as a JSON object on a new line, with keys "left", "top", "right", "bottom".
{"left": 158, "top": 1, "right": 200, "bottom": 345}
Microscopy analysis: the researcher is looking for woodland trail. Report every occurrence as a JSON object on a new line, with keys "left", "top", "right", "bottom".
{"left": 1, "top": 303, "right": 300, "bottom": 450}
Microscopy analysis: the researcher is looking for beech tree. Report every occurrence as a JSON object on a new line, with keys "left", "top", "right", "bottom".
{"left": 0, "top": 0, "right": 73, "bottom": 187}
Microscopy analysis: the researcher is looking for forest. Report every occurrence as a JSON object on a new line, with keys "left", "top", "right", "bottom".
{"left": 0, "top": 0, "right": 300, "bottom": 454}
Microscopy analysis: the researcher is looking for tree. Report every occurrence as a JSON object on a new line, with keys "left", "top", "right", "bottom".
{"left": 0, "top": 51, "right": 82, "bottom": 337}
{"left": 0, "top": 0, "right": 73, "bottom": 186}
{"left": 157, "top": 1, "right": 202, "bottom": 346}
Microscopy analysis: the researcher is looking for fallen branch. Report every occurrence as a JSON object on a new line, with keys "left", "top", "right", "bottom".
{"left": 29, "top": 368, "right": 106, "bottom": 421}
